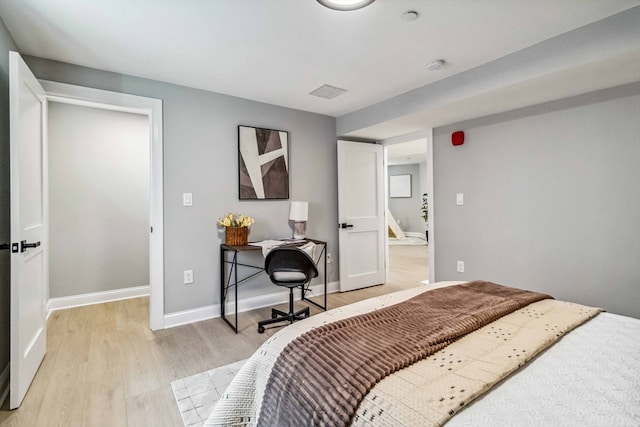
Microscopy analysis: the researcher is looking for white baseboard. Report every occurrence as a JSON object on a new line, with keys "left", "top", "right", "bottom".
{"left": 163, "top": 304, "right": 221, "bottom": 329}
{"left": 404, "top": 231, "right": 427, "bottom": 239}
{"left": 47, "top": 285, "right": 150, "bottom": 312}
{"left": 0, "top": 363, "right": 9, "bottom": 408}
{"left": 163, "top": 281, "right": 340, "bottom": 329}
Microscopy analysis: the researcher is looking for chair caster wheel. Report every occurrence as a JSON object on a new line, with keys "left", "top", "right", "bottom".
{"left": 271, "top": 313, "right": 278, "bottom": 319}
{"left": 305, "top": 311, "right": 310, "bottom": 318}
{"left": 258, "top": 326, "right": 265, "bottom": 334}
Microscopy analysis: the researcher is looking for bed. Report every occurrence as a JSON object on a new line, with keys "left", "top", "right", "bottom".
{"left": 205, "top": 281, "right": 640, "bottom": 426}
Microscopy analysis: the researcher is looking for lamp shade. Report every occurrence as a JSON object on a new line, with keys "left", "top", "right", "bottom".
{"left": 289, "top": 201, "right": 308, "bottom": 221}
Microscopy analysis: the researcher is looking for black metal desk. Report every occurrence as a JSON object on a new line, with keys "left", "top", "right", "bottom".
{"left": 220, "top": 238, "right": 327, "bottom": 333}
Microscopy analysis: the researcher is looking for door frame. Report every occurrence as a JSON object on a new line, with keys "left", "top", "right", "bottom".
{"left": 40, "top": 80, "right": 165, "bottom": 330}
{"left": 381, "top": 129, "right": 435, "bottom": 284}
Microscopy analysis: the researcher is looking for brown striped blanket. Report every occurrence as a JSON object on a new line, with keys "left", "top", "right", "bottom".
{"left": 257, "top": 281, "right": 551, "bottom": 427}
{"left": 205, "top": 282, "right": 601, "bottom": 427}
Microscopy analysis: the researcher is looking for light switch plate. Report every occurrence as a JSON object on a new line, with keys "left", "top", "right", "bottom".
{"left": 456, "top": 193, "right": 464, "bottom": 205}
{"left": 183, "top": 193, "right": 193, "bottom": 207}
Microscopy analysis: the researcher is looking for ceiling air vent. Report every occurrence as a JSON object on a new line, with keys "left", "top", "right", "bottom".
{"left": 309, "top": 84, "right": 348, "bottom": 100}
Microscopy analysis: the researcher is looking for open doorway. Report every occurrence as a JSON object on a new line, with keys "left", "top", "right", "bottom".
{"left": 384, "top": 137, "right": 429, "bottom": 285}
{"left": 41, "top": 80, "right": 164, "bottom": 330}
{"left": 47, "top": 102, "right": 150, "bottom": 307}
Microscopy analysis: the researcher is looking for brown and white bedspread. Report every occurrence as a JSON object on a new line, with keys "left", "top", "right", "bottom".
{"left": 205, "top": 282, "right": 601, "bottom": 427}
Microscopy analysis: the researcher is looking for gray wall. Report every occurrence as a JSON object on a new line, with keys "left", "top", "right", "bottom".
{"left": 433, "top": 92, "right": 640, "bottom": 318}
{"left": 48, "top": 102, "right": 149, "bottom": 298}
{"left": 388, "top": 163, "right": 425, "bottom": 234}
{"left": 24, "top": 55, "right": 338, "bottom": 314}
{"left": 0, "top": 17, "right": 18, "bottom": 386}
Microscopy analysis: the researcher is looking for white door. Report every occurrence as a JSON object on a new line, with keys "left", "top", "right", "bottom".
{"left": 9, "top": 51, "right": 47, "bottom": 409}
{"left": 337, "top": 140, "right": 386, "bottom": 291}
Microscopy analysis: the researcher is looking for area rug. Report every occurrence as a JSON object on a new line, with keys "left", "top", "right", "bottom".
{"left": 171, "top": 359, "right": 247, "bottom": 427}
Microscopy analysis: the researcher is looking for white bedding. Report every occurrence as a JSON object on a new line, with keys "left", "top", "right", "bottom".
{"left": 447, "top": 312, "right": 640, "bottom": 426}
{"left": 206, "top": 282, "right": 640, "bottom": 426}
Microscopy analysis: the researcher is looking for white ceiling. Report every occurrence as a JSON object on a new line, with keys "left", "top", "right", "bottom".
{"left": 1, "top": 0, "right": 638, "bottom": 139}
{"left": 386, "top": 138, "right": 427, "bottom": 166}
{"left": 350, "top": 49, "right": 640, "bottom": 140}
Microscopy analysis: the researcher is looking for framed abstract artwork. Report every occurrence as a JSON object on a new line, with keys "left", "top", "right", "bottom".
{"left": 238, "top": 125, "right": 289, "bottom": 200}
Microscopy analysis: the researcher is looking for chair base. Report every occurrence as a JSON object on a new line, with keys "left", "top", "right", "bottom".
{"left": 258, "top": 306, "right": 309, "bottom": 334}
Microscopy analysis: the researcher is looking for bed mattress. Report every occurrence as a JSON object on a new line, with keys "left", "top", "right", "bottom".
{"left": 205, "top": 282, "right": 639, "bottom": 426}
{"left": 446, "top": 311, "right": 640, "bottom": 426}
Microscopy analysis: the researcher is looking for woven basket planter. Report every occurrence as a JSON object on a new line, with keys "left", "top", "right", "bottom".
{"left": 225, "top": 226, "right": 248, "bottom": 245}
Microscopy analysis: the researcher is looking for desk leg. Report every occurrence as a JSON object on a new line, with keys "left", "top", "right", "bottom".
{"left": 220, "top": 248, "right": 225, "bottom": 319}
{"left": 324, "top": 243, "right": 327, "bottom": 311}
{"left": 220, "top": 248, "right": 239, "bottom": 333}
{"left": 220, "top": 248, "right": 266, "bottom": 333}
{"left": 234, "top": 252, "right": 238, "bottom": 333}
{"left": 301, "top": 243, "right": 328, "bottom": 312}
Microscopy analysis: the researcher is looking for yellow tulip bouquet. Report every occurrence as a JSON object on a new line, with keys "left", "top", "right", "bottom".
{"left": 217, "top": 213, "right": 255, "bottom": 228}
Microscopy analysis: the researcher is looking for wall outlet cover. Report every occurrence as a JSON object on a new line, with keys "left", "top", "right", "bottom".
{"left": 184, "top": 270, "right": 194, "bottom": 284}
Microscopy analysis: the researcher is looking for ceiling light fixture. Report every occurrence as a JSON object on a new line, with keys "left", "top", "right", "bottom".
{"left": 317, "top": 0, "right": 375, "bottom": 11}
{"left": 401, "top": 11, "right": 419, "bottom": 21}
{"left": 426, "top": 59, "right": 446, "bottom": 71}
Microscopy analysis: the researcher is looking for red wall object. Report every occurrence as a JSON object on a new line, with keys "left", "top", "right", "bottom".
{"left": 452, "top": 131, "right": 464, "bottom": 146}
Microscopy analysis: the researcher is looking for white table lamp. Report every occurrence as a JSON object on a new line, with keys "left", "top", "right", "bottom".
{"left": 289, "top": 201, "right": 308, "bottom": 239}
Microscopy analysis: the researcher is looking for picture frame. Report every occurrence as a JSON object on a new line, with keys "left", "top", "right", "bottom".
{"left": 238, "top": 125, "right": 289, "bottom": 200}
{"left": 389, "top": 174, "right": 412, "bottom": 198}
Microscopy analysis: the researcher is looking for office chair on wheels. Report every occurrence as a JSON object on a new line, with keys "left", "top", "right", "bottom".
{"left": 258, "top": 246, "right": 318, "bottom": 334}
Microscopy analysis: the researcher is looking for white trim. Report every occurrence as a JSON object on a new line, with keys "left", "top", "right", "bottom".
{"left": 383, "top": 146, "right": 390, "bottom": 279}
{"left": 380, "top": 129, "right": 430, "bottom": 146}
{"left": 163, "top": 281, "right": 340, "bottom": 329}
{"left": 47, "top": 286, "right": 150, "bottom": 312}
{"left": 163, "top": 305, "right": 220, "bottom": 329}
{"left": 39, "top": 80, "right": 165, "bottom": 330}
{"left": 0, "top": 364, "right": 9, "bottom": 407}
{"left": 404, "top": 231, "right": 427, "bottom": 239}
{"left": 381, "top": 130, "right": 433, "bottom": 283}
{"left": 426, "top": 129, "right": 435, "bottom": 284}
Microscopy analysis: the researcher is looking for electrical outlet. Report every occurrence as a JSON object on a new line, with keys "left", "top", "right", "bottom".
{"left": 184, "top": 269, "right": 194, "bottom": 284}
{"left": 327, "top": 253, "right": 332, "bottom": 264}
{"left": 456, "top": 260, "right": 465, "bottom": 273}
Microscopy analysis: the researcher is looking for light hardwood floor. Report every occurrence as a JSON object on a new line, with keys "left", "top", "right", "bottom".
{"left": 0, "top": 244, "right": 427, "bottom": 427}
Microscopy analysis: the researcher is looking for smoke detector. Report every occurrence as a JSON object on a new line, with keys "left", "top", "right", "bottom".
{"left": 309, "top": 84, "right": 348, "bottom": 100}
{"left": 401, "top": 11, "right": 419, "bottom": 21}
{"left": 426, "top": 59, "right": 446, "bottom": 71}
